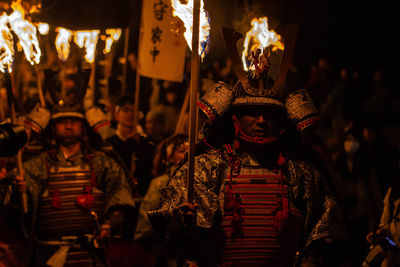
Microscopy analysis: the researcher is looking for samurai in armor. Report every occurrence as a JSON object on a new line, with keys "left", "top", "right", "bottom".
{"left": 0, "top": 71, "right": 137, "bottom": 267}
{"left": 148, "top": 28, "right": 346, "bottom": 267}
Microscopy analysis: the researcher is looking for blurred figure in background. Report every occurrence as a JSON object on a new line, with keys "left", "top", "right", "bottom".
{"left": 304, "top": 57, "right": 334, "bottom": 109}
{"left": 144, "top": 111, "right": 166, "bottom": 147}
{"left": 333, "top": 127, "right": 377, "bottom": 266}
{"left": 365, "top": 163, "right": 400, "bottom": 267}
{"left": 106, "top": 94, "right": 155, "bottom": 197}
{"left": 149, "top": 80, "right": 183, "bottom": 138}
{"left": 135, "top": 134, "right": 188, "bottom": 267}
{"left": 362, "top": 119, "right": 399, "bottom": 200}
{"left": 363, "top": 69, "right": 389, "bottom": 123}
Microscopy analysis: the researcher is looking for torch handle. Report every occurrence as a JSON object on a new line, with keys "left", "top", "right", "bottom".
{"left": 34, "top": 65, "right": 46, "bottom": 107}
{"left": 187, "top": 0, "right": 201, "bottom": 203}
{"left": 8, "top": 70, "right": 29, "bottom": 214}
{"left": 175, "top": 88, "right": 189, "bottom": 134}
{"left": 17, "top": 144, "right": 28, "bottom": 214}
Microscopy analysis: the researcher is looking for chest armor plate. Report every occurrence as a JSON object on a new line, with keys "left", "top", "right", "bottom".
{"left": 36, "top": 164, "right": 105, "bottom": 239}
{"left": 221, "top": 164, "right": 304, "bottom": 267}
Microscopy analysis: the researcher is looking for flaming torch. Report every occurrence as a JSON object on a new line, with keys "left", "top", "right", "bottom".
{"left": 0, "top": 0, "right": 44, "bottom": 215}
{"left": 55, "top": 28, "right": 121, "bottom": 63}
{"left": 55, "top": 27, "right": 73, "bottom": 62}
{"left": 241, "top": 17, "right": 284, "bottom": 72}
{"left": 74, "top": 30, "right": 100, "bottom": 64}
{"left": 170, "top": 0, "right": 209, "bottom": 202}
{"left": 170, "top": 0, "right": 210, "bottom": 60}
{"left": 0, "top": 13, "right": 14, "bottom": 73}
{"left": 8, "top": 0, "right": 41, "bottom": 65}
{"left": 103, "top": 28, "right": 122, "bottom": 54}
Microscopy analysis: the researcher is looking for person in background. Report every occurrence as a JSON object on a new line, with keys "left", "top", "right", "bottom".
{"left": 135, "top": 134, "right": 189, "bottom": 267}
{"left": 144, "top": 110, "right": 166, "bottom": 147}
{"left": 365, "top": 164, "right": 400, "bottom": 267}
{"left": 333, "top": 127, "right": 377, "bottom": 266}
{"left": 149, "top": 80, "right": 182, "bottom": 138}
{"left": 362, "top": 119, "right": 399, "bottom": 199}
{"left": 0, "top": 72, "right": 137, "bottom": 266}
{"left": 106, "top": 94, "right": 154, "bottom": 197}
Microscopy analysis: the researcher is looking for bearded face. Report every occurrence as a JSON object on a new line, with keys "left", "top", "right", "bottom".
{"left": 54, "top": 118, "right": 84, "bottom": 146}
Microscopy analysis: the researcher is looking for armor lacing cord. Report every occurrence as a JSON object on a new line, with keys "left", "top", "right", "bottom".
{"left": 202, "top": 140, "right": 240, "bottom": 211}
{"left": 45, "top": 151, "right": 98, "bottom": 210}
{"left": 84, "top": 153, "right": 98, "bottom": 188}
{"left": 202, "top": 139, "right": 241, "bottom": 176}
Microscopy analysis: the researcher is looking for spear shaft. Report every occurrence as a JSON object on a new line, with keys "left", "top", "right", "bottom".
{"left": 5, "top": 70, "right": 28, "bottom": 214}
{"left": 187, "top": 0, "right": 200, "bottom": 203}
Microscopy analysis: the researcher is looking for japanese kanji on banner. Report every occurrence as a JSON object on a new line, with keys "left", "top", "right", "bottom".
{"left": 138, "top": 0, "right": 187, "bottom": 82}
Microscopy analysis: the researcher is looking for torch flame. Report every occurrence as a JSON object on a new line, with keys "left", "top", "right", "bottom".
{"left": 37, "top": 23, "right": 49, "bottom": 35}
{"left": 0, "top": 13, "right": 14, "bottom": 73}
{"left": 74, "top": 30, "right": 99, "bottom": 63}
{"left": 242, "top": 17, "right": 284, "bottom": 71}
{"left": 55, "top": 27, "right": 72, "bottom": 61}
{"left": 170, "top": 0, "right": 210, "bottom": 59}
{"left": 103, "top": 28, "right": 121, "bottom": 54}
{"left": 8, "top": 0, "right": 41, "bottom": 65}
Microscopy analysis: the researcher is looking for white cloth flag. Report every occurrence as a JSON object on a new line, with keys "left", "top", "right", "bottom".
{"left": 138, "top": 0, "right": 187, "bottom": 82}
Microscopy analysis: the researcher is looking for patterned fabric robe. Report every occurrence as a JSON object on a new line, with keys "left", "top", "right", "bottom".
{"left": 0, "top": 148, "right": 136, "bottom": 266}
{"left": 148, "top": 148, "right": 346, "bottom": 266}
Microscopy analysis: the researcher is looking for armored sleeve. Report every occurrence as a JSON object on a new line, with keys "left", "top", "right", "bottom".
{"left": 93, "top": 152, "right": 137, "bottom": 214}
{"left": 287, "top": 159, "right": 347, "bottom": 264}
{"left": 148, "top": 149, "right": 227, "bottom": 232}
{"left": 379, "top": 187, "right": 392, "bottom": 230}
{"left": 0, "top": 154, "right": 48, "bottom": 233}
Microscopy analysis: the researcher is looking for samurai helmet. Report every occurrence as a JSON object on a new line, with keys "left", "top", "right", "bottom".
{"left": 231, "top": 74, "right": 284, "bottom": 110}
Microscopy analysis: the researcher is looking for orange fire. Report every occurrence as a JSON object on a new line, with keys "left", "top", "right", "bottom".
{"left": 55, "top": 27, "right": 73, "bottom": 61}
{"left": 103, "top": 28, "right": 121, "bottom": 54}
{"left": 0, "top": 13, "right": 14, "bottom": 73}
{"left": 170, "top": 0, "right": 210, "bottom": 59}
{"left": 242, "top": 17, "right": 284, "bottom": 72}
{"left": 74, "top": 30, "right": 99, "bottom": 64}
{"left": 55, "top": 28, "right": 121, "bottom": 63}
{"left": 8, "top": 0, "right": 41, "bottom": 65}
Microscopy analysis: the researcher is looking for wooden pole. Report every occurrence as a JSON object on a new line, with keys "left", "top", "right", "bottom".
{"left": 121, "top": 27, "right": 130, "bottom": 95}
{"left": 187, "top": 0, "right": 201, "bottom": 203}
{"left": 133, "top": 17, "right": 144, "bottom": 130}
{"left": 0, "top": 91, "right": 5, "bottom": 122}
{"left": 34, "top": 65, "right": 46, "bottom": 107}
{"left": 174, "top": 87, "right": 189, "bottom": 134}
{"left": 7, "top": 71, "right": 28, "bottom": 214}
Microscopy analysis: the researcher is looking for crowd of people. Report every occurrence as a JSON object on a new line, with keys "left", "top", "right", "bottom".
{"left": 0, "top": 51, "right": 399, "bottom": 267}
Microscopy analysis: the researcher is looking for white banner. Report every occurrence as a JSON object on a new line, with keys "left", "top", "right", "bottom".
{"left": 138, "top": 0, "right": 186, "bottom": 82}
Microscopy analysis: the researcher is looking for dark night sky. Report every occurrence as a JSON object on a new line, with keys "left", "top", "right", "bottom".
{"left": 39, "top": 0, "right": 396, "bottom": 88}
{"left": 205, "top": 0, "right": 395, "bottom": 73}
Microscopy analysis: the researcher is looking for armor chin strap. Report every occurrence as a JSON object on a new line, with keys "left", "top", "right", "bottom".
{"left": 232, "top": 115, "right": 283, "bottom": 144}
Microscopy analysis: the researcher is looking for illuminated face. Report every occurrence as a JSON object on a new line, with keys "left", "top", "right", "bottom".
{"left": 169, "top": 143, "right": 189, "bottom": 165}
{"left": 54, "top": 117, "right": 83, "bottom": 145}
{"left": 115, "top": 103, "right": 134, "bottom": 128}
{"left": 236, "top": 106, "right": 283, "bottom": 138}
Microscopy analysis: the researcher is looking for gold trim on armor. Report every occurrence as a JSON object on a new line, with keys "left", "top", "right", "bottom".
{"left": 51, "top": 112, "right": 85, "bottom": 120}
{"left": 232, "top": 96, "right": 285, "bottom": 107}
